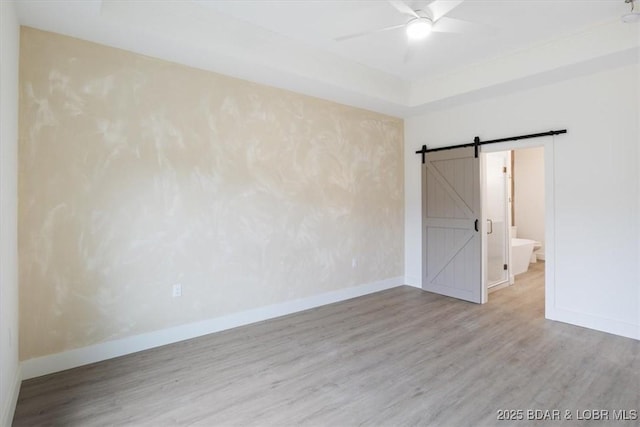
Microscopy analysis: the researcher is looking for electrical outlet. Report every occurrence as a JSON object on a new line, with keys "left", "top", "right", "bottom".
{"left": 172, "top": 283, "right": 182, "bottom": 297}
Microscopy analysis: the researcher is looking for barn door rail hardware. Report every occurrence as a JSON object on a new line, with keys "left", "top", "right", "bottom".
{"left": 415, "top": 129, "right": 567, "bottom": 163}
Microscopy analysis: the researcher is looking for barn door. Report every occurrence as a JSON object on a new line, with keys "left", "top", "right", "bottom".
{"left": 422, "top": 146, "right": 481, "bottom": 303}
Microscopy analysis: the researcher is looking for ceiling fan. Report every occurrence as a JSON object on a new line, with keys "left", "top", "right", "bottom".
{"left": 335, "top": 0, "right": 473, "bottom": 44}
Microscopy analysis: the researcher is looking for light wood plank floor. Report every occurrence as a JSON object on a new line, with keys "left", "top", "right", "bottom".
{"left": 13, "top": 262, "right": 640, "bottom": 426}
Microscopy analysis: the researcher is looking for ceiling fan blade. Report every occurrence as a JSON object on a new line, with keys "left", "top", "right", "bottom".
{"left": 387, "top": 0, "right": 419, "bottom": 18}
{"left": 335, "top": 23, "right": 405, "bottom": 42}
{"left": 426, "top": 0, "right": 464, "bottom": 21}
{"left": 432, "top": 16, "right": 480, "bottom": 34}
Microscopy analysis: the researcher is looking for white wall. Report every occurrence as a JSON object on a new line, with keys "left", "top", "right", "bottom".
{"left": 513, "top": 147, "right": 545, "bottom": 258}
{"left": 405, "top": 63, "right": 639, "bottom": 340}
{"left": 0, "top": 1, "right": 21, "bottom": 425}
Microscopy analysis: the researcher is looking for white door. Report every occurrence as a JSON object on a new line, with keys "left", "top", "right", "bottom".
{"left": 422, "top": 146, "right": 482, "bottom": 303}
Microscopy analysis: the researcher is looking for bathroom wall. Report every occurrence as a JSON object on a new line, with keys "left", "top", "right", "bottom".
{"left": 513, "top": 147, "right": 545, "bottom": 258}
{"left": 405, "top": 63, "right": 639, "bottom": 339}
{"left": 0, "top": 1, "right": 21, "bottom": 425}
{"left": 18, "top": 28, "right": 404, "bottom": 361}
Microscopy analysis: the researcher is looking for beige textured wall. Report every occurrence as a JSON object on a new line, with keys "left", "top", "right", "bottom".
{"left": 18, "top": 28, "right": 404, "bottom": 360}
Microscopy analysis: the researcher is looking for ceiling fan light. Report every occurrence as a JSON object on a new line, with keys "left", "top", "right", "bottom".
{"left": 406, "top": 18, "right": 433, "bottom": 40}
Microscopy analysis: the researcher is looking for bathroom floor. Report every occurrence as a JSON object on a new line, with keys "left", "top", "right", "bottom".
{"left": 515, "top": 260, "right": 545, "bottom": 286}
{"left": 491, "top": 260, "right": 545, "bottom": 302}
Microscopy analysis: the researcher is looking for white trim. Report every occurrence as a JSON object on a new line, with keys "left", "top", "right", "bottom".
{"left": 403, "top": 275, "right": 421, "bottom": 288}
{"left": 480, "top": 153, "right": 489, "bottom": 303}
{"left": 21, "top": 277, "right": 404, "bottom": 380}
{"left": 547, "top": 307, "right": 639, "bottom": 341}
{"left": 544, "top": 138, "right": 556, "bottom": 320}
{"left": 1, "top": 365, "right": 21, "bottom": 427}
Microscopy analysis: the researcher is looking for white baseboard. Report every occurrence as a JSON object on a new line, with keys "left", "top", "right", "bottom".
{"left": 547, "top": 306, "right": 639, "bottom": 341}
{"left": 404, "top": 275, "right": 421, "bottom": 288}
{"left": 1, "top": 364, "right": 21, "bottom": 427}
{"left": 21, "top": 277, "right": 404, "bottom": 380}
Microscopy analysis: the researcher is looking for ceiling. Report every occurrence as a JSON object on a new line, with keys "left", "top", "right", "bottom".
{"left": 197, "top": 0, "right": 622, "bottom": 81}
{"left": 14, "top": 0, "right": 640, "bottom": 117}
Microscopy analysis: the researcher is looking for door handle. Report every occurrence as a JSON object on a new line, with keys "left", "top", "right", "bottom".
{"left": 487, "top": 219, "right": 493, "bottom": 234}
{"left": 474, "top": 219, "right": 479, "bottom": 232}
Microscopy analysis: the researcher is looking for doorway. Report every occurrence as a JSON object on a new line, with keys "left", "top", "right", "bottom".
{"left": 480, "top": 139, "right": 552, "bottom": 305}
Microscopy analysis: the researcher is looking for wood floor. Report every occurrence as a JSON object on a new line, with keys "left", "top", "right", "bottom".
{"left": 13, "top": 262, "right": 640, "bottom": 426}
